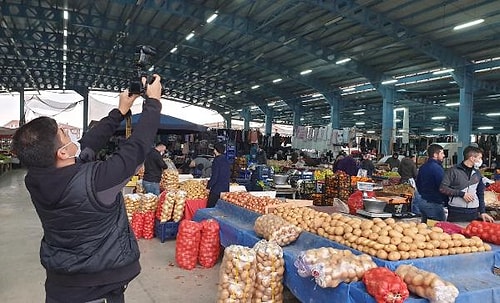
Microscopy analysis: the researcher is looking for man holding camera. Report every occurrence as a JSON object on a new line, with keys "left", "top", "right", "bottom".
{"left": 11, "top": 75, "right": 163, "bottom": 303}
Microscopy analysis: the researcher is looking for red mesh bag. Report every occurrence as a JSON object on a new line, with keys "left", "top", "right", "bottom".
{"left": 175, "top": 220, "right": 202, "bottom": 270}
{"left": 198, "top": 219, "right": 220, "bottom": 268}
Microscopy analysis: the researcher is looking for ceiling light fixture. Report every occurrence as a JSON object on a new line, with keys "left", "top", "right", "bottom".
{"left": 185, "top": 32, "right": 195, "bottom": 41}
{"left": 445, "top": 102, "right": 460, "bottom": 107}
{"left": 394, "top": 119, "right": 401, "bottom": 122}
{"left": 336, "top": 58, "right": 351, "bottom": 64}
{"left": 353, "top": 111, "right": 365, "bottom": 115}
{"left": 478, "top": 126, "right": 493, "bottom": 130}
{"left": 170, "top": 46, "right": 178, "bottom": 53}
{"left": 63, "top": 11, "right": 69, "bottom": 20}
{"left": 366, "top": 130, "right": 375, "bottom": 134}
{"left": 431, "top": 116, "right": 447, "bottom": 120}
{"left": 312, "top": 93, "right": 322, "bottom": 97}
{"left": 220, "top": 95, "right": 226, "bottom": 98}
{"left": 433, "top": 127, "right": 446, "bottom": 131}
{"left": 234, "top": 90, "right": 241, "bottom": 95}
{"left": 342, "top": 87, "right": 355, "bottom": 92}
{"left": 381, "top": 79, "right": 398, "bottom": 85}
{"left": 433, "top": 68, "right": 455, "bottom": 75}
{"left": 272, "top": 78, "right": 282, "bottom": 83}
{"left": 300, "top": 69, "right": 312, "bottom": 75}
{"left": 486, "top": 113, "right": 500, "bottom": 117}
{"left": 322, "top": 115, "right": 330, "bottom": 119}
{"left": 251, "top": 85, "right": 260, "bottom": 89}
{"left": 63, "top": 29, "right": 68, "bottom": 37}
{"left": 453, "top": 19, "right": 484, "bottom": 31}
{"left": 268, "top": 102, "right": 276, "bottom": 106}
{"left": 206, "top": 13, "right": 218, "bottom": 23}
{"left": 355, "top": 122, "right": 365, "bottom": 125}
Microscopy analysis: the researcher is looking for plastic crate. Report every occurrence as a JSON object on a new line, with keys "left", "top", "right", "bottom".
{"left": 155, "top": 220, "right": 179, "bottom": 243}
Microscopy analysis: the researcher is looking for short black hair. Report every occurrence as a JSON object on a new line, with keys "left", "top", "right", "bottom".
{"left": 214, "top": 142, "right": 225, "bottom": 154}
{"left": 11, "top": 116, "right": 60, "bottom": 168}
{"left": 463, "top": 145, "right": 483, "bottom": 159}
{"left": 427, "top": 144, "right": 443, "bottom": 157}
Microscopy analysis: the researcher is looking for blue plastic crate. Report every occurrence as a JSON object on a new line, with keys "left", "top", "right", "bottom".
{"left": 154, "top": 220, "right": 179, "bottom": 243}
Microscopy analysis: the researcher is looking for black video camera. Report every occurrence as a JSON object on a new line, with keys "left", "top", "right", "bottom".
{"left": 128, "top": 45, "right": 157, "bottom": 95}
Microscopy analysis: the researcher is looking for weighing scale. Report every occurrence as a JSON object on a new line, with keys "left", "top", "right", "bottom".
{"left": 355, "top": 181, "right": 393, "bottom": 218}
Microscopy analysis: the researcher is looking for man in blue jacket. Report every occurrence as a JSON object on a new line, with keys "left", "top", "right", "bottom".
{"left": 11, "top": 75, "right": 163, "bottom": 302}
{"left": 207, "top": 143, "right": 231, "bottom": 208}
{"left": 416, "top": 144, "right": 448, "bottom": 223}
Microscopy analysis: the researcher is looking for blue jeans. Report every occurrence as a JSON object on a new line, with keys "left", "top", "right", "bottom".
{"left": 411, "top": 190, "right": 422, "bottom": 215}
{"left": 419, "top": 198, "right": 445, "bottom": 223}
{"left": 142, "top": 181, "right": 160, "bottom": 196}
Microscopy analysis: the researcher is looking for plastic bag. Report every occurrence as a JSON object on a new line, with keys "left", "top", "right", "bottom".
{"left": 254, "top": 214, "right": 302, "bottom": 246}
{"left": 347, "top": 190, "right": 375, "bottom": 215}
{"left": 175, "top": 220, "right": 202, "bottom": 270}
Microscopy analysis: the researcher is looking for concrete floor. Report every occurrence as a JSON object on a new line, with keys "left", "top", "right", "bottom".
{"left": 0, "top": 169, "right": 299, "bottom": 302}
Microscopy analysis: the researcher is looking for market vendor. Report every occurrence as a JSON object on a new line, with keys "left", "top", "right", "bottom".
{"left": 440, "top": 146, "right": 494, "bottom": 222}
{"left": 207, "top": 143, "right": 231, "bottom": 208}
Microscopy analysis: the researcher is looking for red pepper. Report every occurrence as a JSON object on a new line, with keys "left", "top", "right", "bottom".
{"left": 363, "top": 267, "right": 409, "bottom": 303}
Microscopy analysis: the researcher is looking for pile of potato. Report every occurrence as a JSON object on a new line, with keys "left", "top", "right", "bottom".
{"left": 221, "top": 192, "right": 284, "bottom": 214}
{"left": 273, "top": 206, "right": 491, "bottom": 260}
{"left": 295, "top": 247, "right": 377, "bottom": 288}
{"left": 395, "top": 265, "right": 459, "bottom": 303}
{"left": 160, "top": 169, "right": 179, "bottom": 191}
{"left": 159, "top": 190, "right": 187, "bottom": 222}
{"left": 179, "top": 180, "right": 208, "bottom": 199}
{"left": 252, "top": 240, "right": 285, "bottom": 302}
{"left": 217, "top": 245, "right": 257, "bottom": 303}
{"left": 254, "top": 214, "right": 302, "bottom": 246}
{"left": 124, "top": 194, "right": 142, "bottom": 221}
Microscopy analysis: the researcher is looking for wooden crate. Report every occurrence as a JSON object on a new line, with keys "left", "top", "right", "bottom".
{"left": 265, "top": 199, "right": 313, "bottom": 214}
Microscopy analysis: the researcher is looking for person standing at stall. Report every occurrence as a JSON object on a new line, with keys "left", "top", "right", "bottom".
{"left": 440, "top": 146, "right": 494, "bottom": 222}
{"left": 416, "top": 144, "right": 448, "bottom": 223}
{"left": 143, "top": 142, "right": 168, "bottom": 195}
{"left": 398, "top": 154, "right": 417, "bottom": 183}
{"left": 10, "top": 75, "right": 163, "bottom": 303}
{"left": 207, "top": 143, "right": 231, "bottom": 208}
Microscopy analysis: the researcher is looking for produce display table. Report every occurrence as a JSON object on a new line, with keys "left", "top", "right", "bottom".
{"left": 193, "top": 200, "right": 500, "bottom": 303}
{"left": 183, "top": 198, "right": 207, "bottom": 221}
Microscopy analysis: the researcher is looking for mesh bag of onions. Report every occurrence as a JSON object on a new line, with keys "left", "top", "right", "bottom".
{"left": 254, "top": 214, "right": 302, "bottom": 246}
{"left": 216, "top": 245, "right": 257, "bottom": 303}
{"left": 251, "top": 240, "right": 285, "bottom": 303}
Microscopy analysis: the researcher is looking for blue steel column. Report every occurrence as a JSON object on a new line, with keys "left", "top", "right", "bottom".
{"left": 82, "top": 88, "right": 89, "bottom": 133}
{"left": 457, "top": 67, "right": 474, "bottom": 162}
{"left": 325, "top": 92, "right": 341, "bottom": 129}
{"left": 241, "top": 107, "right": 251, "bottom": 130}
{"left": 379, "top": 87, "right": 395, "bottom": 156}
{"left": 19, "top": 88, "right": 25, "bottom": 126}
{"left": 224, "top": 114, "right": 232, "bottom": 129}
{"left": 292, "top": 103, "right": 302, "bottom": 135}
{"left": 265, "top": 106, "right": 274, "bottom": 136}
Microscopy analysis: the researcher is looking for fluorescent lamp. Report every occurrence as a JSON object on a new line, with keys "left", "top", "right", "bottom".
{"left": 445, "top": 102, "right": 460, "bottom": 107}
{"left": 433, "top": 68, "right": 455, "bottom": 75}
{"left": 431, "top": 116, "right": 446, "bottom": 120}
{"left": 322, "top": 115, "right": 331, "bottom": 119}
{"left": 63, "top": 11, "right": 69, "bottom": 20}
{"left": 63, "top": 44, "right": 67, "bottom": 50}
{"left": 381, "top": 79, "right": 398, "bottom": 85}
{"left": 394, "top": 119, "right": 401, "bottom": 122}
{"left": 486, "top": 112, "right": 500, "bottom": 117}
{"left": 170, "top": 47, "right": 178, "bottom": 53}
{"left": 251, "top": 85, "right": 260, "bottom": 89}
{"left": 63, "top": 55, "right": 67, "bottom": 61}
{"left": 300, "top": 69, "right": 312, "bottom": 75}
{"left": 342, "top": 87, "right": 355, "bottom": 92}
{"left": 273, "top": 78, "right": 282, "bottom": 83}
{"left": 336, "top": 58, "right": 351, "bottom": 64}
{"left": 234, "top": 90, "right": 241, "bottom": 95}
{"left": 433, "top": 127, "right": 445, "bottom": 131}
{"left": 366, "top": 130, "right": 375, "bottom": 134}
{"left": 478, "top": 126, "right": 493, "bottom": 130}
{"left": 453, "top": 19, "right": 484, "bottom": 31}
{"left": 206, "top": 13, "right": 218, "bottom": 23}
{"left": 353, "top": 111, "right": 365, "bottom": 116}
{"left": 185, "top": 32, "right": 195, "bottom": 41}
{"left": 312, "top": 93, "right": 322, "bottom": 97}
{"left": 207, "top": 99, "right": 213, "bottom": 102}
{"left": 220, "top": 95, "right": 226, "bottom": 98}
{"left": 355, "top": 122, "right": 365, "bottom": 125}
{"left": 268, "top": 102, "right": 276, "bottom": 106}
{"left": 63, "top": 29, "right": 68, "bottom": 37}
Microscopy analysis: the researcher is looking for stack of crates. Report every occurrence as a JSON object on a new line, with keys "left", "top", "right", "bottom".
{"left": 154, "top": 220, "right": 180, "bottom": 243}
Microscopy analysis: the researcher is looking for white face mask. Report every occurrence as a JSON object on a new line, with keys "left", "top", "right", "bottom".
{"left": 60, "top": 140, "right": 81, "bottom": 158}
{"left": 474, "top": 159, "right": 483, "bottom": 169}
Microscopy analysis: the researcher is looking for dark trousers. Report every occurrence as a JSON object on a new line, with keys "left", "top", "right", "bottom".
{"left": 207, "top": 191, "right": 221, "bottom": 208}
{"left": 45, "top": 279, "right": 127, "bottom": 303}
{"left": 447, "top": 206, "right": 479, "bottom": 222}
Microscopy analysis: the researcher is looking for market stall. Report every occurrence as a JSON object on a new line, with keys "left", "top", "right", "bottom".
{"left": 194, "top": 199, "right": 500, "bottom": 303}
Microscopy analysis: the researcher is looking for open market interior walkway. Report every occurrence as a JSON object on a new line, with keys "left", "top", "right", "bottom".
{"left": 0, "top": 169, "right": 300, "bottom": 302}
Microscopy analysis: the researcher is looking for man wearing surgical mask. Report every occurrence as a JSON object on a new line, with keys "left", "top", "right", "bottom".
{"left": 11, "top": 75, "right": 164, "bottom": 302}
{"left": 440, "top": 146, "right": 494, "bottom": 223}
